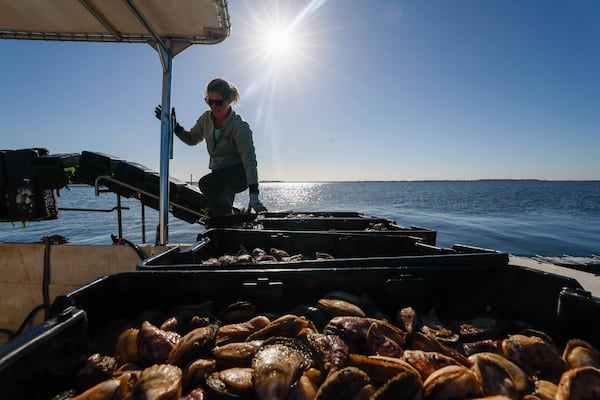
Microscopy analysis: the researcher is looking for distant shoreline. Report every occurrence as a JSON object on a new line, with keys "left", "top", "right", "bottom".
{"left": 259, "top": 179, "right": 600, "bottom": 183}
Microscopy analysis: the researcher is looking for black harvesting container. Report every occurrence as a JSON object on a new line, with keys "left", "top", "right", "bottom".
{"left": 0, "top": 264, "right": 599, "bottom": 399}
{"left": 139, "top": 228, "right": 504, "bottom": 269}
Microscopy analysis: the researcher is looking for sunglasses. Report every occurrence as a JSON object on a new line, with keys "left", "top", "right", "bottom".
{"left": 205, "top": 97, "right": 227, "bottom": 106}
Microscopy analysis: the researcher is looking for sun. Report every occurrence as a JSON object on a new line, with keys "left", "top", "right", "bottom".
{"left": 264, "top": 29, "right": 292, "bottom": 58}
{"left": 235, "top": 0, "right": 328, "bottom": 87}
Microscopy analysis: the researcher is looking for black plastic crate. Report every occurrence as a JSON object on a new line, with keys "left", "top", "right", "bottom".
{"left": 1, "top": 265, "right": 598, "bottom": 399}
{"left": 139, "top": 172, "right": 188, "bottom": 211}
{"left": 260, "top": 211, "right": 365, "bottom": 218}
{"left": 3, "top": 184, "right": 58, "bottom": 221}
{"left": 261, "top": 217, "right": 436, "bottom": 245}
{"left": 140, "top": 228, "right": 506, "bottom": 269}
{"left": 110, "top": 160, "right": 156, "bottom": 198}
{"left": 31, "top": 153, "right": 81, "bottom": 189}
{"left": 172, "top": 183, "right": 208, "bottom": 223}
{"left": 74, "top": 151, "right": 123, "bottom": 185}
{"left": 208, "top": 213, "right": 437, "bottom": 245}
{"left": 2, "top": 148, "right": 48, "bottom": 184}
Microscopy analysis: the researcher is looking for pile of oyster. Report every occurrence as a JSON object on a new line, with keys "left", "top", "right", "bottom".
{"left": 202, "top": 248, "right": 334, "bottom": 266}
{"left": 58, "top": 293, "right": 600, "bottom": 399}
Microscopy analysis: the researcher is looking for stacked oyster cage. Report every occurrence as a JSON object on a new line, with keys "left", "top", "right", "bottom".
{"left": 0, "top": 148, "right": 79, "bottom": 222}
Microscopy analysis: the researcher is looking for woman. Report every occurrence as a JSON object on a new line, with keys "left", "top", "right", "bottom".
{"left": 157, "top": 78, "right": 267, "bottom": 217}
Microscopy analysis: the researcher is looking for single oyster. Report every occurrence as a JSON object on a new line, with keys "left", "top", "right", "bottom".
{"left": 370, "top": 369, "right": 424, "bottom": 400}
{"left": 167, "top": 323, "right": 220, "bottom": 367}
{"left": 206, "top": 367, "right": 254, "bottom": 398}
{"left": 306, "top": 333, "right": 349, "bottom": 376}
{"left": 317, "top": 298, "right": 366, "bottom": 318}
{"left": 562, "top": 339, "right": 600, "bottom": 369}
{"left": 216, "top": 315, "right": 270, "bottom": 345}
{"left": 469, "top": 352, "right": 529, "bottom": 398}
{"left": 403, "top": 350, "right": 462, "bottom": 380}
{"left": 75, "top": 353, "right": 117, "bottom": 392}
{"left": 246, "top": 314, "right": 313, "bottom": 340}
{"left": 501, "top": 334, "right": 567, "bottom": 382}
{"left": 137, "top": 321, "right": 181, "bottom": 365}
{"left": 217, "top": 301, "right": 257, "bottom": 324}
{"left": 349, "top": 354, "right": 420, "bottom": 387}
{"left": 252, "top": 337, "right": 313, "bottom": 400}
{"left": 139, "top": 364, "right": 182, "bottom": 400}
{"left": 366, "top": 321, "right": 404, "bottom": 357}
{"left": 423, "top": 365, "right": 482, "bottom": 400}
{"left": 528, "top": 379, "right": 558, "bottom": 400}
{"left": 556, "top": 366, "right": 600, "bottom": 400}
{"left": 114, "top": 328, "right": 140, "bottom": 365}
{"left": 182, "top": 358, "right": 217, "bottom": 392}
{"left": 212, "top": 340, "right": 264, "bottom": 368}
{"left": 314, "top": 367, "right": 372, "bottom": 400}
{"left": 71, "top": 379, "right": 121, "bottom": 400}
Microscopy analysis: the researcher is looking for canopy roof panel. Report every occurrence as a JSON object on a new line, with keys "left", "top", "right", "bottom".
{"left": 0, "top": 0, "right": 230, "bottom": 54}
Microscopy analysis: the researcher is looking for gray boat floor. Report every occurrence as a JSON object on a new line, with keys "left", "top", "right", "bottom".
{"left": 510, "top": 255, "right": 600, "bottom": 297}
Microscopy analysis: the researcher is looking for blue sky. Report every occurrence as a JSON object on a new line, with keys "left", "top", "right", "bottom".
{"left": 1, "top": 0, "right": 598, "bottom": 181}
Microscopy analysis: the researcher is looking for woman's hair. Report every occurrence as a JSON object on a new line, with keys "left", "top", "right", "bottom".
{"left": 206, "top": 78, "right": 240, "bottom": 103}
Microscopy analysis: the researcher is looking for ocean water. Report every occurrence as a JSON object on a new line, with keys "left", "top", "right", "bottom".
{"left": 1, "top": 181, "right": 599, "bottom": 257}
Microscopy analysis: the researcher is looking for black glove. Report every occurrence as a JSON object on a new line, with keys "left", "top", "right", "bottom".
{"left": 172, "top": 108, "right": 184, "bottom": 134}
{"left": 155, "top": 104, "right": 183, "bottom": 134}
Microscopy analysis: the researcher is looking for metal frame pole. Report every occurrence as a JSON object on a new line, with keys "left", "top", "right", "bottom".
{"left": 158, "top": 42, "right": 173, "bottom": 245}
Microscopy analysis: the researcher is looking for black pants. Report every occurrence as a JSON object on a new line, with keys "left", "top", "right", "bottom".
{"left": 199, "top": 164, "right": 247, "bottom": 217}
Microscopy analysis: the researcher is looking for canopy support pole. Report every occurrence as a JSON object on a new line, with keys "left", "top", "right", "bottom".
{"left": 157, "top": 41, "right": 173, "bottom": 245}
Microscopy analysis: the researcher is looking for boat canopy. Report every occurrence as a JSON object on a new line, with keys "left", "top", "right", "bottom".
{"left": 0, "top": 0, "right": 230, "bottom": 54}
{"left": 0, "top": 0, "right": 231, "bottom": 244}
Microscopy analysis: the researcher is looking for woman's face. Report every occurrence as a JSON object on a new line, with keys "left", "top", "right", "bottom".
{"left": 206, "top": 91, "right": 231, "bottom": 120}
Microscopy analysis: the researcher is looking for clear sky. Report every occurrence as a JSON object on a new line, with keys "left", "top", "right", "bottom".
{"left": 1, "top": 0, "right": 599, "bottom": 181}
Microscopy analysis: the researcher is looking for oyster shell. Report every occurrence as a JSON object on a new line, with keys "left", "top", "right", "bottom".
{"left": 423, "top": 365, "right": 482, "bottom": 400}
{"left": 252, "top": 337, "right": 313, "bottom": 400}
{"left": 405, "top": 332, "right": 471, "bottom": 367}
{"left": 167, "top": 323, "right": 220, "bottom": 367}
{"left": 216, "top": 315, "right": 270, "bottom": 345}
{"left": 556, "top": 366, "right": 600, "bottom": 400}
{"left": 370, "top": 369, "right": 424, "bottom": 400}
{"left": 317, "top": 298, "right": 366, "bottom": 318}
{"left": 217, "top": 301, "right": 257, "bottom": 324}
{"left": 349, "top": 354, "right": 420, "bottom": 387}
{"left": 403, "top": 349, "right": 461, "bottom": 380}
{"left": 501, "top": 334, "right": 567, "bottom": 382}
{"left": 528, "top": 379, "right": 558, "bottom": 400}
{"left": 182, "top": 358, "right": 217, "bottom": 391}
{"left": 314, "top": 366, "right": 372, "bottom": 400}
{"left": 75, "top": 353, "right": 117, "bottom": 392}
{"left": 366, "top": 321, "right": 404, "bottom": 357}
{"left": 246, "top": 314, "right": 313, "bottom": 340}
{"left": 212, "top": 340, "right": 264, "bottom": 368}
{"left": 139, "top": 364, "right": 182, "bottom": 400}
{"left": 469, "top": 352, "right": 529, "bottom": 398}
{"left": 71, "top": 379, "right": 121, "bottom": 400}
{"left": 306, "top": 333, "right": 349, "bottom": 376}
{"left": 114, "top": 328, "right": 140, "bottom": 365}
{"left": 206, "top": 367, "right": 254, "bottom": 398}
{"left": 562, "top": 339, "right": 600, "bottom": 369}
{"left": 137, "top": 321, "right": 181, "bottom": 365}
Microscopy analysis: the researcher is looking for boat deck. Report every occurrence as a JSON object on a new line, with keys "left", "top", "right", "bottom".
{"left": 510, "top": 255, "right": 600, "bottom": 296}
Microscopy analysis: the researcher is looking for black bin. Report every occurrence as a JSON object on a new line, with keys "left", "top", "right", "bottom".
{"left": 0, "top": 265, "right": 598, "bottom": 399}
{"left": 140, "top": 228, "right": 506, "bottom": 269}
{"left": 111, "top": 160, "right": 156, "bottom": 198}
{"left": 31, "top": 153, "right": 81, "bottom": 189}
{"left": 75, "top": 151, "right": 123, "bottom": 185}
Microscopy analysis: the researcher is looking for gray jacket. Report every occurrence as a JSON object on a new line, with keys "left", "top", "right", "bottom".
{"left": 176, "top": 109, "right": 259, "bottom": 185}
